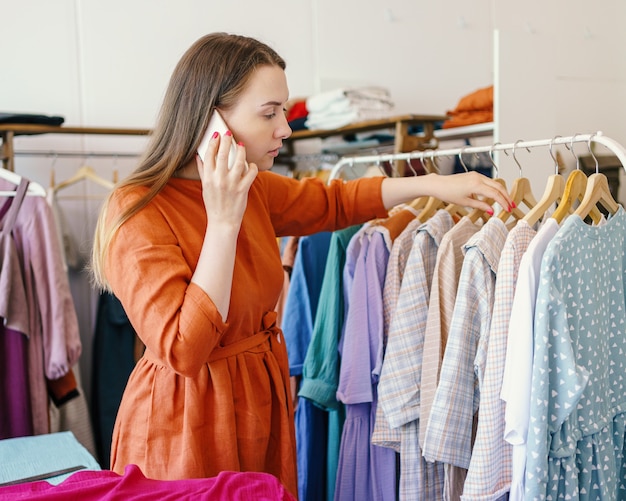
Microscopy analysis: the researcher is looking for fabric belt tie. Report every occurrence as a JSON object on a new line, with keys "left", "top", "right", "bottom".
{"left": 208, "top": 311, "right": 280, "bottom": 363}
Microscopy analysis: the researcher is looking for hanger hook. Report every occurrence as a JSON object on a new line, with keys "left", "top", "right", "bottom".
{"left": 504, "top": 139, "right": 529, "bottom": 178}
{"left": 348, "top": 158, "right": 358, "bottom": 179}
{"left": 458, "top": 146, "right": 470, "bottom": 172}
{"left": 376, "top": 159, "right": 386, "bottom": 177}
{"left": 565, "top": 133, "right": 581, "bottom": 170}
{"left": 430, "top": 150, "right": 440, "bottom": 174}
{"left": 405, "top": 152, "right": 418, "bottom": 176}
{"left": 549, "top": 135, "right": 562, "bottom": 175}
{"left": 488, "top": 142, "right": 500, "bottom": 177}
{"left": 587, "top": 133, "right": 599, "bottom": 174}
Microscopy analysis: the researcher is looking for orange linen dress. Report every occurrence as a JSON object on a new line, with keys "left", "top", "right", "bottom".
{"left": 105, "top": 170, "right": 387, "bottom": 498}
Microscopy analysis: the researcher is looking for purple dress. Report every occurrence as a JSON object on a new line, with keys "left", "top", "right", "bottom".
{"left": 0, "top": 179, "right": 33, "bottom": 438}
{"left": 335, "top": 230, "right": 397, "bottom": 501}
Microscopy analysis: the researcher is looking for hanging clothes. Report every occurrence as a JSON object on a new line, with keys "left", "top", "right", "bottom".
{"left": 525, "top": 209, "right": 626, "bottom": 500}
{"left": 0, "top": 179, "right": 33, "bottom": 438}
{"left": 281, "top": 232, "right": 332, "bottom": 501}
{"left": 335, "top": 227, "right": 396, "bottom": 501}
{"left": 419, "top": 216, "right": 480, "bottom": 500}
{"left": 371, "top": 213, "right": 425, "bottom": 455}
{"left": 299, "top": 224, "right": 362, "bottom": 501}
{"left": 462, "top": 219, "right": 537, "bottom": 501}
{"left": 500, "top": 219, "right": 558, "bottom": 501}
{"left": 376, "top": 209, "right": 454, "bottom": 500}
{"left": 0, "top": 178, "right": 82, "bottom": 436}
{"left": 90, "top": 292, "right": 138, "bottom": 468}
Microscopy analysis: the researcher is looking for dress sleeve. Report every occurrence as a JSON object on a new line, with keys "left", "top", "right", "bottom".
{"left": 104, "top": 191, "right": 227, "bottom": 377}
{"left": 257, "top": 172, "right": 388, "bottom": 237}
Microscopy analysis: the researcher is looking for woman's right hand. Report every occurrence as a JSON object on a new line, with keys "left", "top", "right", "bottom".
{"left": 196, "top": 130, "right": 258, "bottom": 227}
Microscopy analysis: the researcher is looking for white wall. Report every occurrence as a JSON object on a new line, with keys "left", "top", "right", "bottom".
{"left": 492, "top": 0, "right": 626, "bottom": 197}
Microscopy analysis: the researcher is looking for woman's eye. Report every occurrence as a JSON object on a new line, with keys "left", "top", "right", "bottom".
{"left": 265, "top": 112, "right": 277, "bottom": 119}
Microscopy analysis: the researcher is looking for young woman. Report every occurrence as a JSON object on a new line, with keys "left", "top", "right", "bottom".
{"left": 90, "top": 32, "right": 512, "bottom": 497}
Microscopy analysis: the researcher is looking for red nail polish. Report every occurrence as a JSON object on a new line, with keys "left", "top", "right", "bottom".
{"left": 487, "top": 208, "right": 494, "bottom": 216}
{"left": 237, "top": 141, "right": 244, "bottom": 147}
{"left": 511, "top": 201, "right": 517, "bottom": 209}
{"left": 211, "top": 131, "right": 219, "bottom": 139}
{"left": 225, "top": 130, "right": 232, "bottom": 137}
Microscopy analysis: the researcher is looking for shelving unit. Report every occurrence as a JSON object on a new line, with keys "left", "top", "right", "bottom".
{"left": 0, "top": 124, "right": 151, "bottom": 171}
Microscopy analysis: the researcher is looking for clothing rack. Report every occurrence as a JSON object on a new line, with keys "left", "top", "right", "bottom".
{"left": 328, "top": 131, "right": 626, "bottom": 181}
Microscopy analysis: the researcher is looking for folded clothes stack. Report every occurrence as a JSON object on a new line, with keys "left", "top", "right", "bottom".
{"left": 442, "top": 85, "right": 493, "bottom": 129}
{"left": 304, "top": 87, "right": 395, "bottom": 130}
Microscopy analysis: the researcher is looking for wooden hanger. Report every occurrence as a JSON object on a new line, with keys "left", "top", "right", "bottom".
{"left": 51, "top": 165, "right": 115, "bottom": 194}
{"left": 573, "top": 172, "right": 620, "bottom": 220}
{"left": 522, "top": 140, "right": 565, "bottom": 226}
{"left": 550, "top": 169, "right": 602, "bottom": 224}
{"left": 497, "top": 142, "right": 536, "bottom": 226}
{"left": 497, "top": 176, "right": 535, "bottom": 225}
{"left": 572, "top": 136, "right": 620, "bottom": 221}
{"left": 523, "top": 173, "right": 565, "bottom": 226}
{"left": 0, "top": 167, "right": 46, "bottom": 197}
{"left": 417, "top": 196, "right": 445, "bottom": 223}
{"left": 551, "top": 137, "right": 605, "bottom": 224}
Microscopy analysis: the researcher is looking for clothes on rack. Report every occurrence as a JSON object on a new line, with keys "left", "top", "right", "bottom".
{"left": 283, "top": 132, "right": 626, "bottom": 501}
{"left": 0, "top": 180, "right": 35, "bottom": 439}
{"left": 374, "top": 209, "right": 453, "bottom": 500}
{"left": 282, "top": 232, "right": 333, "bottom": 501}
{"left": 296, "top": 225, "right": 362, "bottom": 500}
{"left": 47, "top": 168, "right": 119, "bottom": 460}
{"left": 0, "top": 177, "right": 82, "bottom": 438}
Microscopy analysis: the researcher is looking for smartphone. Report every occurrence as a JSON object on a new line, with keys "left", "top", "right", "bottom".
{"left": 197, "top": 110, "right": 246, "bottom": 170}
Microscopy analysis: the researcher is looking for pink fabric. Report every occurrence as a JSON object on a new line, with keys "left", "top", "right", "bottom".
{"left": 0, "top": 464, "right": 297, "bottom": 500}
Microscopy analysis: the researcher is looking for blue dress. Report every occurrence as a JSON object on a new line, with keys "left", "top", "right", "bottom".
{"left": 525, "top": 208, "right": 626, "bottom": 500}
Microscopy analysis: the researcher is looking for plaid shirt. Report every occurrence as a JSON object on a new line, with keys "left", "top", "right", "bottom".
{"left": 376, "top": 209, "right": 453, "bottom": 500}
{"left": 419, "top": 216, "right": 481, "bottom": 448}
{"left": 422, "top": 217, "right": 508, "bottom": 468}
{"left": 372, "top": 214, "right": 425, "bottom": 451}
{"left": 462, "top": 221, "right": 536, "bottom": 501}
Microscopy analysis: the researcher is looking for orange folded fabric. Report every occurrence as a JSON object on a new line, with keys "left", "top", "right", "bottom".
{"left": 443, "top": 85, "right": 493, "bottom": 129}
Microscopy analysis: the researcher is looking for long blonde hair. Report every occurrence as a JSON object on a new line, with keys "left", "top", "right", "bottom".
{"left": 90, "top": 33, "right": 286, "bottom": 290}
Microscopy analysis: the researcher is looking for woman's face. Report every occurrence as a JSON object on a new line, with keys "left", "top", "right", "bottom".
{"left": 220, "top": 65, "right": 292, "bottom": 171}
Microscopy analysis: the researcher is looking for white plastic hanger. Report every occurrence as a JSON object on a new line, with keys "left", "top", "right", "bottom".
{"left": 0, "top": 167, "right": 46, "bottom": 197}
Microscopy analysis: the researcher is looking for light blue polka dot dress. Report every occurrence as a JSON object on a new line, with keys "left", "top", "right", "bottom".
{"left": 525, "top": 207, "right": 626, "bottom": 501}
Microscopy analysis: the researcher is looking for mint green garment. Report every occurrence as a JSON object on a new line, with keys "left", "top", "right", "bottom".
{"left": 299, "top": 224, "right": 362, "bottom": 500}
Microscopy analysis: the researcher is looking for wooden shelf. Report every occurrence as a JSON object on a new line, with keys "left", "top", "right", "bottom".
{"left": 283, "top": 113, "right": 447, "bottom": 175}
{"left": 0, "top": 124, "right": 151, "bottom": 171}
{"left": 434, "top": 122, "right": 494, "bottom": 141}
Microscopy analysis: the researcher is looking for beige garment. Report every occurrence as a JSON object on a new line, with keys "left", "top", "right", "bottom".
{"left": 371, "top": 214, "right": 423, "bottom": 450}
{"left": 419, "top": 216, "right": 480, "bottom": 501}
{"left": 49, "top": 361, "right": 97, "bottom": 458}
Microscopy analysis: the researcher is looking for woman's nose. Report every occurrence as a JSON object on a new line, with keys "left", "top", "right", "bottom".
{"left": 277, "top": 114, "right": 292, "bottom": 140}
